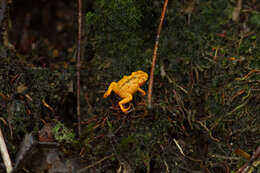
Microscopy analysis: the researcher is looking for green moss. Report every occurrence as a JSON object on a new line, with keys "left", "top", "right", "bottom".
{"left": 52, "top": 121, "right": 77, "bottom": 144}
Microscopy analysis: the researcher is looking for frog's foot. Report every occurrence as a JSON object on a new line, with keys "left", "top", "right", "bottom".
{"left": 118, "top": 95, "right": 133, "bottom": 113}
{"left": 137, "top": 88, "right": 146, "bottom": 96}
{"left": 120, "top": 104, "right": 131, "bottom": 113}
{"left": 104, "top": 82, "right": 117, "bottom": 98}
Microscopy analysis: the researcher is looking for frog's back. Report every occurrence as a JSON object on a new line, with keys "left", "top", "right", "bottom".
{"left": 119, "top": 77, "right": 140, "bottom": 93}
{"left": 117, "top": 75, "right": 130, "bottom": 86}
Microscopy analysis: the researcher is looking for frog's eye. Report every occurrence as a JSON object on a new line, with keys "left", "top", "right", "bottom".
{"left": 140, "top": 76, "right": 147, "bottom": 82}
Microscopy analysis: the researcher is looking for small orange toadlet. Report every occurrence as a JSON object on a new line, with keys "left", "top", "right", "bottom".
{"left": 104, "top": 70, "right": 148, "bottom": 113}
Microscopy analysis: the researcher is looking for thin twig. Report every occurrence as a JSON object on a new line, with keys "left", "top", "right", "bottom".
{"left": 77, "top": 0, "right": 82, "bottom": 135}
{"left": 0, "top": 128, "right": 13, "bottom": 173}
{"left": 76, "top": 154, "right": 113, "bottom": 173}
{"left": 173, "top": 138, "right": 185, "bottom": 156}
{"left": 147, "top": 0, "right": 168, "bottom": 108}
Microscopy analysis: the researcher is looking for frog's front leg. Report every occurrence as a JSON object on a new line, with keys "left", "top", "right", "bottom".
{"left": 137, "top": 88, "right": 146, "bottom": 96}
{"left": 104, "top": 82, "right": 117, "bottom": 98}
{"left": 118, "top": 94, "right": 133, "bottom": 113}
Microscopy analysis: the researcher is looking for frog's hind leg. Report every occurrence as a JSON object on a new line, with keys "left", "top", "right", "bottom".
{"left": 104, "top": 82, "right": 117, "bottom": 98}
{"left": 119, "top": 94, "right": 133, "bottom": 113}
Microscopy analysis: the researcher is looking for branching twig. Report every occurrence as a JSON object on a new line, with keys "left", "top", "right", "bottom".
{"left": 0, "top": 128, "right": 13, "bottom": 173}
{"left": 77, "top": 0, "right": 82, "bottom": 135}
{"left": 147, "top": 0, "right": 168, "bottom": 108}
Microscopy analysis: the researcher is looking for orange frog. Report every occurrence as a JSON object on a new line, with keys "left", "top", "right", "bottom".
{"left": 104, "top": 70, "right": 148, "bottom": 113}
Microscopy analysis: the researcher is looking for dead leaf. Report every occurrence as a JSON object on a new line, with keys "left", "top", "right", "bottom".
{"left": 16, "top": 84, "right": 28, "bottom": 93}
{"left": 42, "top": 99, "right": 55, "bottom": 112}
{"left": 234, "top": 148, "right": 251, "bottom": 160}
{"left": 0, "top": 117, "right": 8, "bottom": 126}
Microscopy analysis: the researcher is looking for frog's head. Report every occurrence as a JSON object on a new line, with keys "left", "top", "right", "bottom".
{"left": 133, "top": 70, "right": 148, "bottom": 85}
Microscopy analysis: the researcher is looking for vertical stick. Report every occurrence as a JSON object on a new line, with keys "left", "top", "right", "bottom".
{"left": 77, "top": 0, "right": 82, "bottom": 135}
{"left": 0, "top": 128, "right": 13, "bottom": 173}
{"left": 147, "top": 0, "right": 168, "bottom": 108}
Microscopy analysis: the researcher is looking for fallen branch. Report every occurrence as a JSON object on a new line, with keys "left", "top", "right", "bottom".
{"left": 0, "top": 128, "right": 13, "bottom": 173}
